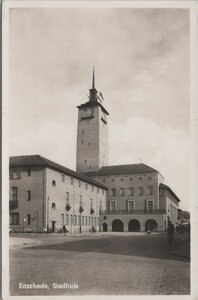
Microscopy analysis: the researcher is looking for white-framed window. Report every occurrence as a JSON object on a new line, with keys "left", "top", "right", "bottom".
{"left": 129, "top": 187, "right": 134, "bottom": 196}
{"left": 27, "top": 168, "right": 31, "bottom": 177}
{"left": 110, "top": 201, "right": 116, "bottom": 212}
{"left": 148, "top": 186, "right": 153, "bottom": 195}
{"left": 138, "top": 187, "right": 143, "bottom": 195}
{"left": 127, "top": 200, "right": 135, "bottom": 212}
{"left": 66, "top": 192, "right": 69, "bottom": 204}
{"left": 147, "top": 200, "right": 154, "bottom": 212}
{"left": 110, "top": 188, "right": 116, "bottom": 196}
{"left": 11, "top": 187, "right": 18, "bottom": 201}
{"left": 120, "top": 188, "right": 125, "bottom": 196}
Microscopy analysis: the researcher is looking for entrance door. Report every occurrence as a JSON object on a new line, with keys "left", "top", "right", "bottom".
{"left": 112, "top": 219, "right": 124, "bottom": 232}
{"left": 128, "top": 219, "right": 140, "bottom": 232}
{"left": 103, "top": 223, "right": 108, "bottom": 232}
{"left": 52, "top": 221, "right": 56, "bottom": 233}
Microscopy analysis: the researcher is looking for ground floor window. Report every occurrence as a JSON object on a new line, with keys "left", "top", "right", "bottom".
{"left": 66, "top": 214, "right": 69, "bottom": 226}
{"left": 85, "top": 216, "right": 87, "bottom": 226}
{"left": 10, "top": 212, "right": 19, "bottom": 225}
{"left": 27, "top": 214, "right": 31, "bottom": 225}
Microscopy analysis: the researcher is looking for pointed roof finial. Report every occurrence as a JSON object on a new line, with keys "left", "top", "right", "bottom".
{"left": 92, "top": 66, "right": 95, "bottom": 89}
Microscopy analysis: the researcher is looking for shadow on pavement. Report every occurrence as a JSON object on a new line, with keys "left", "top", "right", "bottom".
{"left": 26, "top": 233, "right": 190, "bottom": 262}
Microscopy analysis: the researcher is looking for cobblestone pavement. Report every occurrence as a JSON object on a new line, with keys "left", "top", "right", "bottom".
{"left": 9, "top": 232, "right": 190, "bottom": 296}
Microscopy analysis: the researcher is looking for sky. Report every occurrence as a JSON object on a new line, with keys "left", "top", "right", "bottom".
{"left": 9, "top": 7, "right": 190, "bottom": 210}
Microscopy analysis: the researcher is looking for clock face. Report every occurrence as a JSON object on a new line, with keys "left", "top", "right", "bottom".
{"left": 85, "top": 108, "right": 93, "bottom": 116}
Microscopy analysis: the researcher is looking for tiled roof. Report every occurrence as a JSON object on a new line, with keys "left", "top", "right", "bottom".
{"left": 9, "top": 155, "right": 108, "bottom": 190}
{"left": 83, "top": 163, "right": 159, "bottom": 177}
{"left": 77, "top": 101, "right": 109, "bottom": 115}
{"left": 159, "top": 183, "right": 180, "bottom": 202}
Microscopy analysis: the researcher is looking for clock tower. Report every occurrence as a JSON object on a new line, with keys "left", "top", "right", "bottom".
{"left": 76, "top": 69, "right": 109, "bottom": 173}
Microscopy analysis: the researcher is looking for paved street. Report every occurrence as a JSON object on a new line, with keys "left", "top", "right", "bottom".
{"left": 10, "top": 232, "right": 190, "bottom": 295}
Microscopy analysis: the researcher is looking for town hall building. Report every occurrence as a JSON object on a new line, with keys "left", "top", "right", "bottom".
{"left": 9, "top": 70, "right": 180, "bottom": 233}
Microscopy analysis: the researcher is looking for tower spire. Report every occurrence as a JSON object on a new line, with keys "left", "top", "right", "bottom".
{"left": 92, "top": 66, "right": 95, "bottom": 89}
{"left": 89, "top": 66, "right": 97, "bottom": 102}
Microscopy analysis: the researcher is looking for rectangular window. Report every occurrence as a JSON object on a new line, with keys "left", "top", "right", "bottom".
{"left": 92, "top": 185, "right": 94, "bottom": 192}
{"left": 10, "top": 212, "right": 19, "bottom": 225}
{"left": 79, "top": 181, "right": 81, "bottom": 187}
{"left": 147, "top": 200, "right": 153, "bottom": 212}
{"left": 66, "top": 214, "right": 69, "bottom": 226}
{"left": 27, "top": 168, "right": 31, "bottom": 176}
{"left": 11, "top": 187, "right": 17, "bottom": 201}
{"left": 128, "top": 200, "right": 135, "bottom": 212}
{"left": 89, "top": 216, "right": 91, "bottom": 226}
{"left": 61, "top": 214, "right": 64, "bottom": 225}
{"left": 97, "top": 187, "right": 99, "bottom": 194}
{"left": 148, "top": 186, "right": 153, "bottom": 195}
{"left": 102, "top": 190, "right": 104, "bottom": 195}
{"left": 27, "top": 190, "right": 31, "bottom": 201}
{"left": 82, "top": 216, "right": 84, "bottom": 226}
{"left": 85, "top": 216, "right": 87, "bottom": 226}
{"left": 11, "top": 169, "right": 20, "bottom": 179}
{"left": 27, "top": 214, "right": 31, "bottom": 225}
{"left": 111, "top": 188, "right": 116, "bottom": 196}
{"left": 62, "top": 174, "right": 65, "bottom": 182}
{"left": 90, "top": 198, "right": 93, "bottom": 209}
{"left": 110, "top": 201, "right": 116, "bottom": 212}
{"left": 138, "top": 187, "right": 143, "bottom": 195}
{"left": 70, "top": 215, "right": 73, "bottom": 225}
{"left": 66, "top": 192, "right": 69, "bottom": 204}
{"left": 74, "top": 215, "right": 77, "bottom": 225}
{"left": 91, "top": 217, "right": 94, "bottom": 226}
{"left": 129, "top": 187, "right": 134, "bottom": 196}
{"left": 120, "top": 188, "right": 125, "bottom": 196}
{"left": 85, "top": 183, "right": 88, "bottom": 190}
{"left": 78, "top": 215, "right": 81, "bottom": 226}
{"left": 70, "top": 178, "right": 73, "bottom": 185}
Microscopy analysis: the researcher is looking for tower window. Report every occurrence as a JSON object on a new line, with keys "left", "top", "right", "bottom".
{"left": 27, "top": 191, "right": 31, "bottom": 201}
{"left": 85, "top": 160, "right": 87, "bottom": 164}
{"left": 52, "top": 180, "right": 56, "bottom": 187}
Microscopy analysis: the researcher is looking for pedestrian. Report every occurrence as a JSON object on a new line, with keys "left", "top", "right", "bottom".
{"left": 167, "top": 220, "right": 175, "bottom": 245}
{"left": 62, "top": 225, "right": 67, "bottom": 236}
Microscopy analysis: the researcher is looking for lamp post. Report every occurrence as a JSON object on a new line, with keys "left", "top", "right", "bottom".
{"left": 99, "top": 202, "right": 102, "bottom": 232}
{"left": 79, "top": 199, "right": 84, "bottom": 234}
{"left": 23, "top": 218, "right": 26, "bottom": 233}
